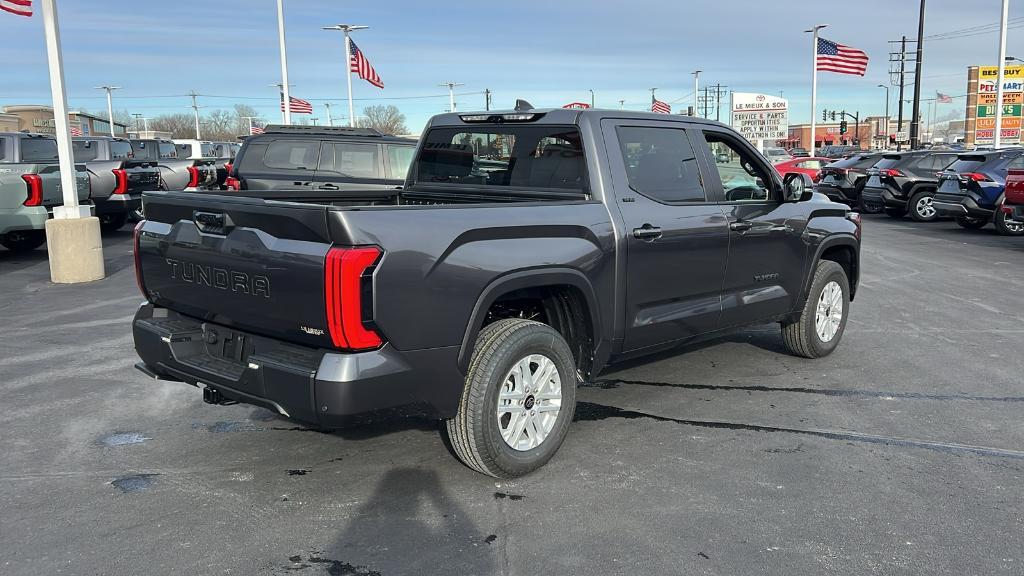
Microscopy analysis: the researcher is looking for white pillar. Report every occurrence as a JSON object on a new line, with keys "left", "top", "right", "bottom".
{"left": 994, "top": 0, "right": 1009, "bottom": 148}
{"left": 104, "top": 90, "right": 115, "bottom": 137}
{"left": 325, "top": 102, "right": 333, "bottom": 126}
{"left": 276, "top": 0, "right": 291, "bottom": 125}
{"left": 693, "top": 71, "right": 700, "bottom": 117}
{"left": 449, "top": 84, "right": 456, "bottom": 112}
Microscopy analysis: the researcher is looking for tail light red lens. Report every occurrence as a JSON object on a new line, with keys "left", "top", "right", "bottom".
{"left": 225, "top": 176, "right": 241, "bottom": 191}
{"left": 112, "top": 168, "right": 128, "bottom": 194}
{"left": 186, "top": 166, "right": 200, "bottom": 188}
{"left": 881, "top": 169, "right": 903, "bottom": 177}
{"left": 962, "top": 172, "right": 991, "bottom": 182}
{"left": 22, "top": 174, "right": 43, "bottom": 206}
{"left": 133, "top": 220, "right": 150, "bottom": 301}
{"left": 324, "top": 246, "right": 383, "bottom": 350}
{"left": 812, "top": 171, "right": 822, "bottom": 183}
{"left": 224, "top": 162, "right": 233, "bottom": 175}
{"left": 1002, "top": 205, "right": 1014, "bottom": 216}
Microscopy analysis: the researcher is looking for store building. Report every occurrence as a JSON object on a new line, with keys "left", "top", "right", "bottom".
{"left": 1, "top": 104, "right": 128, "bottom": 136}
{"left": 783, "top": 117, "right": 890, "bottom": 151}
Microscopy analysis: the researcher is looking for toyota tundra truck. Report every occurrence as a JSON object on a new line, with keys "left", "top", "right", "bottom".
{"left": 73, "top": 136, "right": 161, "bottom": 232}
{"left": 132, "top": 107, "right": 861, "bottom": 477}
{"left": 1, "top": 132, "right": 91, "bottom": 252}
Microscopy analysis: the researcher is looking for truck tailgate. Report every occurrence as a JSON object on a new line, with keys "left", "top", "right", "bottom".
{"left": 137, "top": 191, "right": 336, "bottom": 349}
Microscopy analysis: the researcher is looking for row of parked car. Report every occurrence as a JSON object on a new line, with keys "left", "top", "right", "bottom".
{"left": 0, "top": 131, "right": 240, "bottom": 251}
{"left": 774, "top": 147, "right": 1024, "bottom": 236}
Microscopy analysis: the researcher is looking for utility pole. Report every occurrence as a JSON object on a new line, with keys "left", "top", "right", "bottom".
{"left": 440, "top": 81, "right": 464, "bottom": 112}
{"left": 910, "top": 0, "right": 926, "bottom": 149}
{"left": 710, "top": 84, "right": 728, "bottom": 122}
{"left": 619, "top": 99, "right": 625, "bottom": 110}
{"left": 324, "top": 102, "right": 333, "bottom": 126}
{"left": 141, "top": 117, "right": 149, "bottom": 133}
{"left": 310, "top": 117, "right": 319, "bottom": 126}
{"left": 132, "top": 113, "right": 142, "bottom": 132}
{"left": 94, "top": 85, "right": 120, "bottom": 136}
{"left": 276, "top": 0, "right": 292, "bottom": 125}
{"left": 485, "top": 88, "right": 492, "bottom": 111}
{"left": 188, "top": 90, "right": 202, "bottom": 139}
{"left": 701, "top": 87, "right": 710, "bottom": 118}
{"left": 323, "top": 24, "right": 368, "bottom": 128}
{"left": 994, "top": 0, "right": 1010, "bottom": 148}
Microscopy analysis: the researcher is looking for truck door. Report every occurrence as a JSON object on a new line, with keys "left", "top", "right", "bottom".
{"left": 601, "top": 119, "right": 730, "bottom": 352}
{"left": 694, "top": 128, "right": 808, "bottom": 327}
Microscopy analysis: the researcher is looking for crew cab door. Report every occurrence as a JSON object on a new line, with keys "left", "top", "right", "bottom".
{"left": 313, "top": 141, "right": 390, "bottom": 191}
{"left": 694, "top": 128, "right": 808, "bottom": 327}
{"left": 601, "top": 119, "right": 730, "bottom": 352}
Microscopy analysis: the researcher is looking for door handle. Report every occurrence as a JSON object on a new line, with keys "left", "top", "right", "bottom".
{"left": 729, "top": 220, "right": 753, "bottom": 232}
{"left": 319, "top": 183, "right": 340, "bottom": 190}
{"left": 632, "top": 224, "right": 662, "bottom": 240}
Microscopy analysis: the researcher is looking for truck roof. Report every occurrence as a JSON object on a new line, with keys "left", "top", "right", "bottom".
{"left": 0, "top": 132, "right": 55, "bottom": 139}
{"left": 428, "top": 107, "right": 731, "bottom": 128}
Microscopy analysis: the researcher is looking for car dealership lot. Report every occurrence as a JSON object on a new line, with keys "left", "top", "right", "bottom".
{"left": 1, "top": 218, "right": 1023, "bottom": 576}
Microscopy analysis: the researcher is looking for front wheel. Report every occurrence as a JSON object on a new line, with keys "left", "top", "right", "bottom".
{"left": 909, "top": 190, "right": 938, "bottom": 222}
{"left": 446, "top": 318, "right": 577, "bottom": 478}
{"left": 955, "top": 215, "right": 988, "bottom": 230}
{"left": 781, "top": 260, "right": 850, "bottom": 359}
{"left": 994, "top": 205, "right": 1024, "bottom": 236}
{"left": 0, "top": 230, "right": 46, "bottom": 252}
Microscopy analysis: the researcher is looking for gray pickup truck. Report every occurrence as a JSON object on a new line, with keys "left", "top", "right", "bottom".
{"left": 129, "top": 138, "right": 218, "bottom": 195}
{"left": 1, "top": 132, "right": 90, "bottom": 252}
{"left": 133, "top": 107, "right": 861, "bottom": 477}
{"left": 73, "top": 136, "right": 161, "bottom": 232}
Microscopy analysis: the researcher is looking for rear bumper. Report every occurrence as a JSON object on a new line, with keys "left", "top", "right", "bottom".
{"left": 860, "top": 185, "right": 904, "bottom": 210}
{"left": 94, "top": 193, "right": 142, "bottom": 216}
{"left": 933, "top": 193, "right": 993, "bottom": 219}
{"left": 1007, "top": 204, "right": 1024, "bottom": 220}
{"left": 132, "top": 304, "right": 465, "bottom": 427}
{"left": 0, "top": 205, "right": 49, "bottom": 236}
{"left": 815, "top": 184, "right": 857, "bottom": 205}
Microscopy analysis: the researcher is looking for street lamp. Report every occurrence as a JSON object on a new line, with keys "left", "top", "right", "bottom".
{"left": 439, "top": 81, "right": 464, "bottom": 112}
{"left": 94, "top": 85, "right": 120, "bottom": 136}
{"left": 691, "top": 70, "right": 701, "bottom": 116}
{"left": 589, "top": 89, "right": 595, "bottom": 108}
{"left": 877, "top": 84, "right": 890, "bottom": 147}
{"left": 323, "top": 24, "right": 369, "bottom": 127}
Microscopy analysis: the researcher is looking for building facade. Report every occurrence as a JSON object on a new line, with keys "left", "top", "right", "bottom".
{"left": 1, "top": 105, "right": 128, "bottom": 136}
{"left": 783, "top": 117, "right": 889, "bottom": 151}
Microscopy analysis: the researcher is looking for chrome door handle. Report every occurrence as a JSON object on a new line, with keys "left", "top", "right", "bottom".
{"left": 729, "top": 221, "right": 753, "bottom": 232}
{"left": 632, "top": 224, "right": 662, "bottom": 240}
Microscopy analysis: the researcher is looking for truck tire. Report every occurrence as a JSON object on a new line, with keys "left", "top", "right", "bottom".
{"left": 994, "top": 205, "right": 1024, "bottom": 236}
{"left": 0, "top": 230, "right": 46, "bottom": 253}
{"left": 908, "top": 190, "right": 938, "bottom": 222}
{"left": 99, "top": 213, "right": 128, "bottom": 233}
{"left": 446, "top": 318, "right": 577, "bottom": 478}
{"left": 955, "top": 216, "right": 988, "bottom": 230}
{"left": 884, "top": 207, "right": 906, "bottom": 219}
{"left": 781, "top": 260, "right": 850, "bottom": 359}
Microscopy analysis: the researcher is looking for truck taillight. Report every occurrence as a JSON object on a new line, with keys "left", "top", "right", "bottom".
{"left": 133, "top": 220, "right": 150, "bottom": 301}
{"left": 881, "top": 169, "right": 903, "bottom": 178}
{"left": 324, "top": 246, "right": 383, "bottom": 350}
{"left": 22, "top": 174, "right": 42, "bottom": 206}
{"left": 962, "top": 172, "right": 991, "bottom": 182}
{"left": 112, "top": 168, "right": 128, "bottom": 194}
{"left": 225, "top": 176, "right": 240, "bottom": 191}
{"left": 186, "top": 166, "right": 200, "bottom": 188}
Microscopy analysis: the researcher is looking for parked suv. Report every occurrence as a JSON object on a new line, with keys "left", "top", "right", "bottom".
{"left": 73, "top": 136, "right": 160, "bottom": 232}
{"left": 818, "top": 145, "right": 862, "bottom": 159}
{"left": 933, "top": 150, "right": 1024, "bottom": 235}
{"left": 816, "top": 152, "right": 883, "bottom": 212}
{"left": 224, "top": 125, "right": 417, "bottom": 201}
{"left": 1004, "top": 168, "right": 1024, "bottom": 224}
{"left": 860, "top": 150, "right": 959, "bottom": 221}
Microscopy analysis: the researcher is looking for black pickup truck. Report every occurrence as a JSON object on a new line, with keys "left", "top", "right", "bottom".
{"left": 132, "top": 107, "right": 861, "bottom": 477}
{"left": 72, "top": 136, "right": 161, "bottom": 232}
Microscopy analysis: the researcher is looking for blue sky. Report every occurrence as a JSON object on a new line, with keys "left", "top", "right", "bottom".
{"left": 3, "top": 0, "right": 1021, "bottom": 133}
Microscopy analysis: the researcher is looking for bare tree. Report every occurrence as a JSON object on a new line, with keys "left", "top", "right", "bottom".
{"left": 149, "top": 113, "right": 196, "bottom": 139}
{"left": 233, "top": 104, "right": 263, "bottom": 135}
{"left": 357, "top": 105, "right": 408, "bottom": 135}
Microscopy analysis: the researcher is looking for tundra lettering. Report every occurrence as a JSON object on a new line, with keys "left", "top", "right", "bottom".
{"left": 165, "top": 258, "right": 270, "bottom": 298}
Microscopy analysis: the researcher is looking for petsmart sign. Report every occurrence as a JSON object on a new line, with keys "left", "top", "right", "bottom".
{"left": 731, "top": 92, "right": 789, "bottom": 143}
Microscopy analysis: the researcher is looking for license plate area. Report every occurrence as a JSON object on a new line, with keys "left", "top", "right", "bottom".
{"left": 867, "top": 175, "right": 881, "bottom": 186}
{"left": 202, "top": 323, "right": 253, "bottom": 366}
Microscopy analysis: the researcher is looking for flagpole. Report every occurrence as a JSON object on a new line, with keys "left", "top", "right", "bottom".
{"left": 325, "top": 102, "right": 333, "bottom": 126}
{"left": 276, "top": 0, "right": 291, "bottom": 124}
{"left": 807, "top": 24, "right": 827, "bottom": 156}
{"left": 344, "top": 29, "right": 355, "bottom": 127}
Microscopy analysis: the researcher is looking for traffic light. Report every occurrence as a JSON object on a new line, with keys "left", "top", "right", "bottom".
{"left": 839, "top": 120, "right": 848, "bottom": 135}
{"left": 830, "top": 111, "right": 837, "bottom": 121}
{"left": 822, "top": 109, "right": 828, "bottom": 122}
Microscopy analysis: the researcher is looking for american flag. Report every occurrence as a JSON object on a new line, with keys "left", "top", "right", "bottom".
{"left": 69, "top": 125, "right": 83, "bottom": 136}
{"left": 250, "top": 120, "right": 265, "bottom": 135}
{"left": 651, "top": 98, "right": 671, "bottom": 114}
{"left": 1, "top": 0, "right": 32, "bottom": 17}
{"left": 280, "top": 95, "right": 313, "bottom": 114}
{"left": 816, "top": 38, "right": 869, "bottom": 76}
{"left": 349, "top": 39, "right": 384, "bottom": 89}
{"left": 936, "top": 91, "right": 952, "bottom": 104}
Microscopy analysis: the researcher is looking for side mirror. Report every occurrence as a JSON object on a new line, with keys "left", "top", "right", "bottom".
{"left": 783, "top": 172, "right": 814, "bottom": 202}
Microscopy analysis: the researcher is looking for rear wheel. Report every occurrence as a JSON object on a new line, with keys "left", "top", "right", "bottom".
{"left": 955, "top": 215, "right": 988, "bottom": 230}
{"left": 781, "top": 260, "right": 850, "bottom": 359}
{"left": 99, "top": 212, "right": 128, "bottom": 233}
{"left": 909, "top": 190, "right": 938, "bottom": 222}
{"left": 446, "top": 318, "right": 577, "bottom": 478}
{"left": 0, "top": 230, "right": 46, "bottom": 253}
{"left": 994, "top": 205, "right": 1024, "bottom": 236}
{"left": 884, "top": 207, "right": 907, "bottom": 219}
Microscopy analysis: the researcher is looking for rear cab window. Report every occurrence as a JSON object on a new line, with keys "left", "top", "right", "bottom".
{"left": 72, "top": 139, "right": 101, "bottom": 161}
{"left": 412, "top": 125, "right": 587, "bottom": 195}
{"left": 158, "top": 142, "right": 178, "bottom": 160}
{"left": 131, "top": 141, "right": 158, "bottom": 162}
{"left": 20, "top": 137, "right": 59, "bottom": 162}
{"left": 263, "top": 140, "right": 319, "bottom": 170}
{"left": 109, "top": 140, "right": 133, "bottom": 159}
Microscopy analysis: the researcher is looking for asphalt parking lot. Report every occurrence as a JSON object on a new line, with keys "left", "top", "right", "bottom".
{"left": 2, "top": 216, "right": 1023, "bottom": 576}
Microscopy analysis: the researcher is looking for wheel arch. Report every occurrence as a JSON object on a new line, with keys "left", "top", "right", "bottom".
{"left": 801, "top": 234, "right": 859, "bottom": 305}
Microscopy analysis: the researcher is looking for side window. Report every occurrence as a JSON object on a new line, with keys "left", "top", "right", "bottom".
{"left": 702, "top": 132, "right": 773, "bottom": 202}
{"left": 615, "top": 126, "right": 706, "bottom": 203}
{"left": 263, "top": 140, "right": 319, "bottom": 170}
{"left": 158, "top": 142, "right": 177, "bottom": 159}
{"left": 387, "top": 144, "right": 416, "bottom": 179}
{"left": 798, "top": 159, "right": 823, "bottom": 170}
{"left": 329, "top": 143, "right": 380, "bottom": 178}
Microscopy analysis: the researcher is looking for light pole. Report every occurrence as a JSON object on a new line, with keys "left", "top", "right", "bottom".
{"left": 806, "top": 24, "right": 828, "bottom": 155}
{"left": 188, "top": 90, "right": 202, "bottom": 139}
{"left": 324, "top": 102, "right": 333, "bottom": 126}
{"left": 994, "top": 0, "right": 1010, "bottom": 148}
{"left": 241, "top": 116, "right": 258, "bottom": 135}
{"left": 619, "top": 99, "right": 625, "bottom": 110}
{"left": 692, "top": 70, "right": 701, "bottom": 116}
{"left": 439, "top": 81, "right": 464, "bottom": 112}
{"left": 323, "top": 24, "right": 369, "bottom": 128}
{"left": 94, "top": 85, "right": 120, "bottom": 136}
{"left": 909, "top": 0, "right": 926, "bottom": 149}
{"left": 589, "top": 89, "right": 595, "bottom": 108}
{"left": 877, "top": 84, "right": 890, "bottom": 147}
{"left": 276, "top": 0, "right": 292, "bottom": 125}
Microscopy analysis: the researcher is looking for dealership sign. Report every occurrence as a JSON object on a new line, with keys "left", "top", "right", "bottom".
{"left": 562, "top": 102, "right": 590, "bottom": 109}
{"left": 730, "top": 92, "right": 789, "bottom": 143}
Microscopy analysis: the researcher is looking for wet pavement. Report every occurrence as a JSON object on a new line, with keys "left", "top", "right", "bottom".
{"left": 1, "top": 217, "right": 1023, "bottom": 575}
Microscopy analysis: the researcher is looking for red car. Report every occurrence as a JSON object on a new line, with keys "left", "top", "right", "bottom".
{"left": 774, "top": 157, "right": 832, "bottom": 182}
{"left": 1004, "top": 168, "right": 1024, "bottom": 222}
